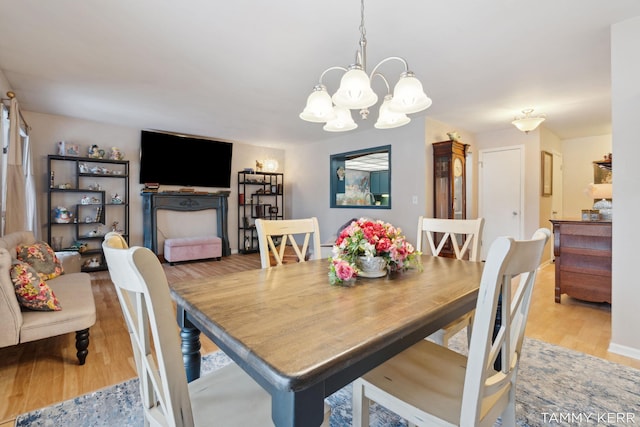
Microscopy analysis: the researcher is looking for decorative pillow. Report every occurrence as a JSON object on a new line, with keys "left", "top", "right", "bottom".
{"left": 16, "top": 241, "right": 64, "bottom": 281}
{"left": 10, "top": 261, "right": 62, "bottom": 311}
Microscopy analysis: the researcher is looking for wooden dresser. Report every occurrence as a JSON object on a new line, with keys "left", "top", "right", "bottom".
{"left": 550, "top": 219, "right": 611, "bottom": 304}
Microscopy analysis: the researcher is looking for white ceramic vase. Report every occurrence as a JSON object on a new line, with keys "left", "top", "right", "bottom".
{"left": 356, "top": 256, "right": 388, "bottom": 278}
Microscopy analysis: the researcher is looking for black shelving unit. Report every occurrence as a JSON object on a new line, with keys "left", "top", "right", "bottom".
{"left": 237, "top": 170, "right": 283, "bottom": 254}
{"left": 47, "top": 155, "right": 129, "bottom": 271}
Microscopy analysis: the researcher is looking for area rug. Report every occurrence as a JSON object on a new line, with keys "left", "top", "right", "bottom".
{"left": 15, "top": 337, "right": 640, "bottom": 426}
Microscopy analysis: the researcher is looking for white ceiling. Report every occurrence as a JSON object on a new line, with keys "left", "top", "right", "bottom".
{"left": 1, "top": 0, "right": 639, "bottom": 148}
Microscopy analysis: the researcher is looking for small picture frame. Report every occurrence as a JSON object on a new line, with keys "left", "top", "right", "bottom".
{"left": 269, "top": 206, "right": 278, "bottom": 215}
{"left": 65, "top": 143, "right": 80, "bottom": 157}
{"left": 541, "top": 151, "right": 552, "bottom": 196}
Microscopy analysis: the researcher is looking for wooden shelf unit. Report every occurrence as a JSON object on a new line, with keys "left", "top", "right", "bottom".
{"left": 47, "top": 155, "right": 129, "bottom": 272}
{"left": 237, "top": 171, "right": 283, "bottom": 254}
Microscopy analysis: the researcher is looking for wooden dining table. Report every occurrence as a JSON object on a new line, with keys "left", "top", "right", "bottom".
{"left": 169, "top": 255, "right": 484, "bottom": 427}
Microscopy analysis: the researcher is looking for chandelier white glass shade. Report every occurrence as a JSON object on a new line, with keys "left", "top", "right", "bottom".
{"left": 512, "top": 109, "right": 546, "bottom": 133}
{"left": 375, "top": 94, "right": 410, "bottom": 129}
{"left": 300, "top": 0, "right": 431, "bottom": 132}
{"left": 324, "top": 106, "right": 358, "bottom": 132}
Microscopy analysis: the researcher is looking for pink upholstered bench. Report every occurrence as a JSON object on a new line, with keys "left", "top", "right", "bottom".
{"left": 164, "top": 236, "right": 222, "bottom": 265}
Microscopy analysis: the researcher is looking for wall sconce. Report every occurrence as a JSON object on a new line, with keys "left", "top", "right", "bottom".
{"left": 512, "top": 109, "right": 546, "bottom": 133}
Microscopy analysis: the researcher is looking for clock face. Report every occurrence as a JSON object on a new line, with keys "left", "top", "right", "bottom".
{"left": 453, "top": 158, "right": 463, "bottom": 177}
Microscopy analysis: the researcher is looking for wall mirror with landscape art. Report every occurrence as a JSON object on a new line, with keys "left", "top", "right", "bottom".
{"left": 330, "top": 145, "right": 391, "bottom": 209}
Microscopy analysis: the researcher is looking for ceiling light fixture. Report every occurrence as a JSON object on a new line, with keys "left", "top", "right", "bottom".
{"left": 299, "top": 0, "right": 432, "bottom": 132}
{"left": 512, "top": 109, "right": 546, "bottom": 133}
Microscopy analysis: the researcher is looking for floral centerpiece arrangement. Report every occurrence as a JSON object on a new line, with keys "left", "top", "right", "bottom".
{"left": 329, "top": 218, "right": 421, "bottom": 285}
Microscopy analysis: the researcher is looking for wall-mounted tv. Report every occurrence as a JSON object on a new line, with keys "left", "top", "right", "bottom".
{"left": 139, "top": 130, "right": 233, "bottom": 188}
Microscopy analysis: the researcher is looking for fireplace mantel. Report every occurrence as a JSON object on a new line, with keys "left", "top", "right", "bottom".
{"left": 142, "top": 191, "right": 231, "bottom": 257}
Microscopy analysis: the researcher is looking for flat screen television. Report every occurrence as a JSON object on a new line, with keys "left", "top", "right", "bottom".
{"left": 139, "top": 130, "right": 233, "bottom": 188}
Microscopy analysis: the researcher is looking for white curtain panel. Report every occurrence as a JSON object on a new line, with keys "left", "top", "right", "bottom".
{"left": 3, "top": 97, "right": 29, "bottom": 235}
{"left": 0, "top": 104, "right": 9, "bottom": 235}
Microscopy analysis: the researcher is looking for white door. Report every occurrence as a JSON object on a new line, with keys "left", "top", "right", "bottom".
{"left": 479, "top": 146, "right": 524, "bottom": 260}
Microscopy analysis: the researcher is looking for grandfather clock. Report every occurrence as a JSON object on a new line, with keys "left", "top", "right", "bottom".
{"left": 433, "top": 140, "right": 467, "bottom": 220}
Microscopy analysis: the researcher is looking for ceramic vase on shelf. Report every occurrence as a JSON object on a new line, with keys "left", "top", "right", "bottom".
{"left": 356, "top": 256, "right": 388, "bottom": 278}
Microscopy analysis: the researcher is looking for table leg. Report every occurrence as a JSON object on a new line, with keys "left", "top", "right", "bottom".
{"left": 272, "top": 383, "right": 325, "bottom": 427}
{"left": 176, "top": 306, "right": 202, "bottom": 382}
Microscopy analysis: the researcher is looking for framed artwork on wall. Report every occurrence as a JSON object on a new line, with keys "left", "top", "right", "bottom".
{"left": 541, "top": 151, "right": 553, "bottom": 196}
{"left": 329, "top": 145, "right": 391, "bottom": 209}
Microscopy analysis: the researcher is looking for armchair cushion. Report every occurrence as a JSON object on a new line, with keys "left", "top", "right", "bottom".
{"left": 10, "top": 260, "right": 62, "bottom": 311}
{"left": 16, "top": 241, "right": 63, "bottom": 281}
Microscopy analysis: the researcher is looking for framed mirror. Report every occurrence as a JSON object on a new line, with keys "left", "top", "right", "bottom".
{"left": 330, "top": 145, "right": 391, "bottom": 209}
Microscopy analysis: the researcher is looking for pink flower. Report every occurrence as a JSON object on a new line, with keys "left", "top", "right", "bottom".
{"left": 334, "top": 259, "right": 356, "bottom": 281}
{"left": 376, "top": 237, "right": 392, "bottom": 253}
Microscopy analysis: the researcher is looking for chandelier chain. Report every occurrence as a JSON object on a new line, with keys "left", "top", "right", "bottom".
{"left": 360, "top": 0, "right": 366, "bottom": 40}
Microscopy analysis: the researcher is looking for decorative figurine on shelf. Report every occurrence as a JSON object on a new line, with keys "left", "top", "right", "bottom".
{"left": 447, "top": 131, "right": 462, "bottom": 142}
{"left": 79, "top": 163, "right": 88, "bottom": 173}
{"left": 111, "top": 220, "right": 121, "bottom": 233}
{"left": 336, "top": 166, "right": 346, "bottom": 181}
{"left": 69, "top": 241, "right": 88, "bottom": 252}
{"left": 80, "top": 195, "right": 90, "bottom": 205}
{"left": 111, "top": 193, "right": 123, "bottom": 204}
{"left": 109, "top": 147, "right": 124, "bottom": 160}
{"left": 84, "top": 257, "right": 100, "bottom": 268}
{"left": 53, "top": 206, "right": 73, "bottom": 223}
{"left": 255, "top": 160, "right": 263, "bottom": 172}
{"left": 88, "top": 144, "right": 105, "bottom": 159}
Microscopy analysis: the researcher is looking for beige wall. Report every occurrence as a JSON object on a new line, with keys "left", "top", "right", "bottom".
{"left": 21, "top": 111, "right": 284, "bottom": 252}
{"left": 539, "top": 127, "right": 562, "bottom": 250}
{"left": 287, "top": 119, "right": 427, "bottom": 246}
{"left": 561, "top": 135, "right": 612, "bottom": 218}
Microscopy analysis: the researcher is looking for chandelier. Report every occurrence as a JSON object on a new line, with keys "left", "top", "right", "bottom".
{"left": 299, "top": 0, "right": 432, "bottom": 132}
{"left": 512, "top": 109, "right": 546, "bottom": 133}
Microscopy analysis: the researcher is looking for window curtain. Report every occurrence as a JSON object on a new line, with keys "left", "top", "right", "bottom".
{"left": 2, "top": 97, "right": 36, "bottom": 237}
{"left": 0, "top": 103, "right": 9, "bottom": 234}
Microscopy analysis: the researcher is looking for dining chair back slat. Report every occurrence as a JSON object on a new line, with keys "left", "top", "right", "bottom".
{"left": 255, "top": 217, "right": 321, "bottom": 269}
{"left": 416, "top": 217, "right": 484, "bottom": 262}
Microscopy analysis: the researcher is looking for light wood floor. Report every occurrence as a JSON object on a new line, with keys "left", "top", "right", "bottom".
{"left": 1, "top": 254, "right": 638, "bottom": 426}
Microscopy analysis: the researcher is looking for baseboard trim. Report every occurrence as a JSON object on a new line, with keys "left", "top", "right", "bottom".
{"left": 608, "top": 342, "right": 640, "bottom": 361}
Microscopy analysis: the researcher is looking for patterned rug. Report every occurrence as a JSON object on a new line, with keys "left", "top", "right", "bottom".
{"left": 15, "top": 337, "right": 640, "bottom": 426}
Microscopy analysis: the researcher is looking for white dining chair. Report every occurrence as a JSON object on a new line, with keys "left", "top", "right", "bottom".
{"left": 255, "top": 217, "right": 322, "bottom": 268}
{"left": 101, "top": 232, "right": 331, "bottom": 426}
{"left": 416, "top": 216, "right": 484, "bottom": 347}
{"left": 353, "top": 228, "right": 551, "bottom": 427}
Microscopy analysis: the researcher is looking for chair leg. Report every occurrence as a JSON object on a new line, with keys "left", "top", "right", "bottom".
{"left": 352, "top": 380, "right": 370, "bottom": 426}
{"left": 75, "top": 328, "right": 90, "bottom": 365}
{"left": 499, "top": 387, "right": 517, "bottom": 426}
